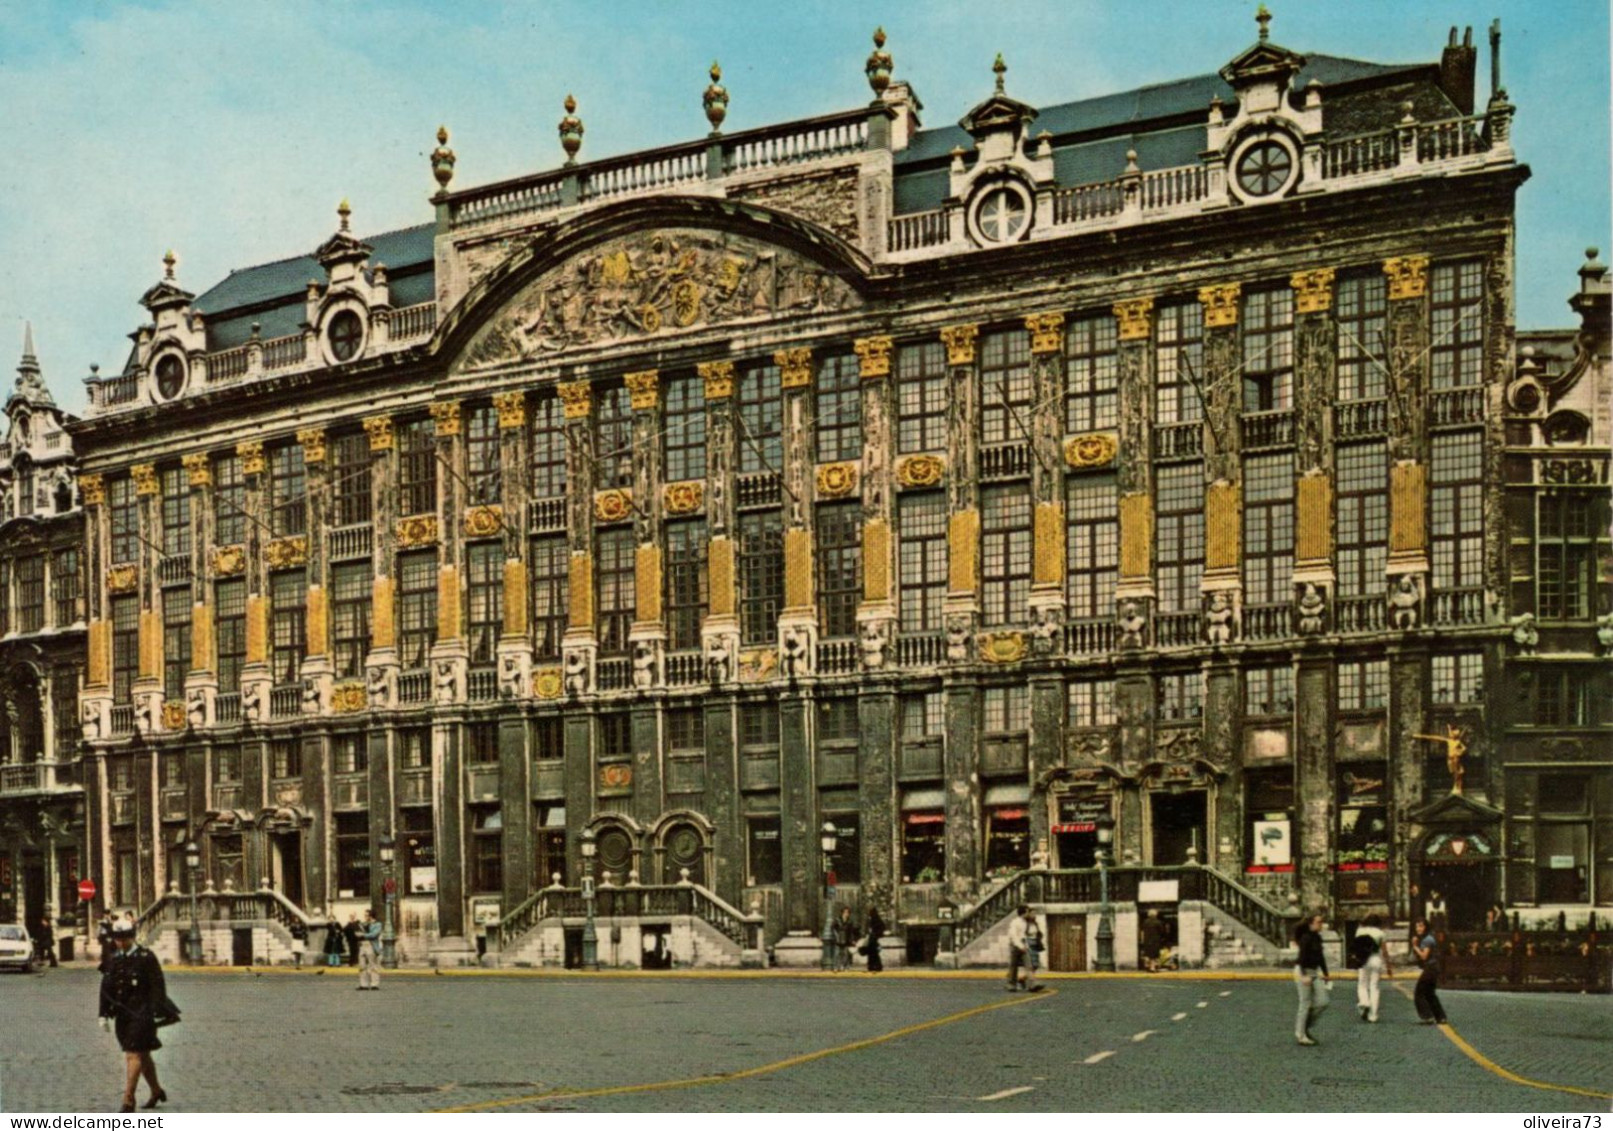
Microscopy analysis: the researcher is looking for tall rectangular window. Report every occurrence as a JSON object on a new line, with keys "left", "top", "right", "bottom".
{"left": 15, "top": 554, "right": 43, "bottom": 634}
{"left": 980, "top": 329, "right": 1032, "bottom": 445}
{"left": 213, "top": 454, "right": 246, "bottom": 547}
{"left": 111, "top": 595, "right": 138, "bottom": 704}
{"left": 898, "top": 492, "right": 948, "bottom": 633}
{"left": 330, "top": 562, "right": 371, "bottom": 679}
{"left": 52, "top": 664, "right": 77, "bottom": 755}
{"left": 1432, "top": 652, "right": 1484, "bottom": 704}
{"left": 529, "top": 536, "right": 568, "bottom": 661}
{"left": 1065, "top": 312, "right": 1118, "bottom": 433}
{"left": 162, "top": 585, "right": 190, "bottom": 699}
{"left": 270, "top": 570, "right": 306, "bottom": 685}
{"left": 665, "top": 519, "right": 708, "bottom": 651}
{"left": 1244, "top": 665, "right": 1294, "bottom": 716}
{"left": 398, "top": 417, "right": 437, "bottom": 517}
{"left": 901, "top": 691, "right": 944, "bottom": 740}
{"left": 1065, "top": 475, "right": 1117, "bottom": 620}
{"left": 814, "top": 353, "right": 862, "bottom": 463}
{"left": 161, "top": 467, "right": 190, "bottom": 558}
{"left": 466, "top": 541, "right": 503, "bottom": 665}
{"left": 663, "top": 372, "right": 706, "bottom": 483}
{"left": 335, "top": 812, "right": 370, "bottom": 898}
{"left": 1157, "top": 464, "right": 1205, "bottom": 613}
{"left": 596, "top": 527, "right": 635, "bottom": 655}
{"left": 981, "top": 485, "right": 1031, "bottom": 627}
{"left": 330, "top": 431, "right": 372, "bottom": 527}
{"left": 595, "top": 384, "right": 634, "bottom": 490}
{"left": 737, "top": 362, "right": 782, "bottom": 473}
{"left": 1338, "top": 659, "right": 1388, "bottom": 710}
{"left": 1430, "top": 260, "right": 1485, "bottom": 389}
{"left": 1155, "top": 301, "right": 1204, "bottom": 424}
{"left": 1242, "top": 287, "right": 1294, "bottom": 412}
{"left": 982, "top": 685, "right": 1029, "bottom": 733}
{"left": 1431, "top": 432, "right": 1483, "bottom": 590}
{"left": 51, "top": 547, "right": 78, "bottom": 627}
{"left": 465, "top": 403, "right": 501, "bottom": 506}
{"left": 897, "top": 340, "right": 948, "bottom": 453}
{"left": 268, "top": 443, "right": 305, "bottom": 537}
{"left": 1336, "top": 272, "right": 1387, "bottom": 400}
{"left": 1243, "top": 453, "right": 1294, "bottom": 606}
{"left": 1538, "top": 492, "right": 1606, "bottom": 620}
{"left": 816, "top": 502, "right": 861, "bottom": 639}
{"left": 529, "top": 392, "right": 567, "bottom": 497}
{"left": 1157, "top": 671, "right": 1203, "bottom": 720}
{"left": 1066, "top": 678, "right": 1115, "bottom": 727}
{"left": 397, "top": 551, "right": 437, "bottom": 670}
{"left": 1532, "top": 668, "right": 1595, "bottom": 726}
{"left": 109, "top": 477, "right": 138, "bottom": 564}
{"left": 1336, "top": 444, "right": 1387, "bottom": 598}
{"left": 739, "top": 511, "right": 783, "bottom": 646}
{"left": 215, "top": 579, "right": 245, "bottom": 693}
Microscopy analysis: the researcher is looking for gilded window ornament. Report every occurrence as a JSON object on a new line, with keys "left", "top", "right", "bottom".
{"left": 1024, "top": 312, "right": 1066, "bottom": 355}
{"left": 594, "top": 489, "right": 633, "bottom": 523}
{"left": 600, "top": 763, "right": 633, "bottom": 790}
{"left": 78, "top": 474, "right": 106, "bottom": 506}
{"left": 362, "top": 415, "right": 395, "bottom": 451}
{"left": 1064, "top": 433, "right": 1118, "bottom": 470}
{"left": 1112, "top": 297, "right": 1155, "bottom": 342}
{"left": 815, "top": 462, "right": 858, "bottom": 499}
{"left": 854, "top": 336, "right": 893, "bottom": 379}
{"left": 237, "top": 440, "right": 266, "bottom": 475}
{"left": 980, "top": 631, "right": 1027, "bottom": 664}
{"left": 265, "top": 536, "right": 309, "bottom": 570}
{"left": 428, "top": 401, "right": 462, "bottom": 436}
{"left": 161, "top": 701, "right": 187, "bottom": 732}
{"left": 664, "top": 481, "right": 705, "bottom": 515}
{"left": 532, "top": 668, "right": 564, "bottom": 699}
{"left": 464, "top": 504, "right": 504, "bottom": 539}
{"left": 131, "top": 463, "right": 160, "bottom": 496}
{"left": 775, "top": 347, "right": 813, "bottom": 389}
{"left": 1290, "top": 268, "right": 1337, "bottom": 314}
{"left": 940, "top": 324, "right": 978, "bottom": 366}
{"left": 493, "top": 391, "right": 527, "bottom": 429}
{"left": 331, "top": 683, "right": 367, "bottom": 713}
{"left": 698, "top": 361, "right": 735, "bottom": 400}
{"left": 557, "top": 380, "right": 593, "bottom": 418}
{"left": 625, "top": 369, "right": 661, "bottom": 410}
{"left": 106, "top": 564, "right": 138, "bottom": 594}
{"left": 1198, "top": 284, "right": 1241, "bottom": 328}
{"left": 1382, "top": 255, "right": 1429, "bottom": 301}
{"left": 895, "top": 453, "right": 945, "bottom": 488}
{"left": 297, "top": 428, "right": 327, "bottom": 464}
{"left": 211, "top": 545, "right": 246, "bottom": 577}
{"left": 181, "top": 452, "right": 212, "bottom": 487}
{"left": 396, "top": 515, "right": 440, "bottom": 548}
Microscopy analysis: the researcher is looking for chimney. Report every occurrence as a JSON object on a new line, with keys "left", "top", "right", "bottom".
{"left": 1439, "top": 26, "right": 1477, "bottom": 116}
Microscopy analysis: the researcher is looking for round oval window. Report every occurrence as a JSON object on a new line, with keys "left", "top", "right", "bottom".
{"left": 1236, "top": 140, "right": 1293, "bottom": 197}
{"left": 155, "top": 354, "right": 187, "bottom": 400}
{"left": 327, "top": 309, "right": 364, "bottom": 362}
{"left": 977, "top": 185, "right": 1029, "bottom": 243}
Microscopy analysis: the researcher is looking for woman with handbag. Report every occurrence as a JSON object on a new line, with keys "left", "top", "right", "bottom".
{"left": 98, "top": 921, "right": 171, "bottom": 1112}
{"left": 1293, "top": 912, "right": 1331, "bottom": 1046}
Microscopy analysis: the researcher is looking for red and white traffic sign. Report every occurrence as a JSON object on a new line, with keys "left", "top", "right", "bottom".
{"left": 77, "top": 878, "right": 97, "bottom": 902}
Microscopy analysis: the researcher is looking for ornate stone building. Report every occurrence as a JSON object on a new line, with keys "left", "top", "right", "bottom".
{"left": 66, "top": 13, "right": 1610, "bottom": 966}
{"left": 0, "top": 327, "right": 86, "bottom": 940}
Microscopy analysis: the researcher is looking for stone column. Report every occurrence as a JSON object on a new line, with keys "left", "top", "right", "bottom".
{"left": 1205, "top": 656, "right": 1242, "bottom": 870}
{"left": 857, "top": 685, "right": 897, "bottom": 918}
{"left": 181, "top": 454, "right": 217, "bottom": 730}
{"left": 1198, "top": 283, "right": 1243, "bottom": 636}
{"left": 942, "top": 678, "right": 980, "bottom": 896}
{"left": 367, "top": 725, "right": 394, "bottom": 918}
{"left": 78, "top": 475, "right": 112, "bottom": 741}
{"left": 302, "top": 732, "right": 328, "bottom": 909}
{"left": 130, "top": 464, "right": 163, "bottom": 734}
{"left": 237, "top": 441, "right": 272, "bottom": 726}
{"left": 780, "top": 693, "right": 814, "bottom": 934}
{"left": 297, "top": 428, "right": 332, "bottom": 714}
{"left": 627, "top": 364, "right": 666, "bottom": 828}
{"left": 433, "top": 713, "right": 471, "bottom": 957}
{"left": 1388, "top": 640, "right": 1428, "bottom": 921}
{"left": 703, "top": 699, "right": 741, "bottom": 908}
{"left": 1292, "top": 268, "right": 1338, "bottom": 636}
{"left": 1384, "top": 256, "right": 1432, "bottom": 618}
{"left": 937, "top": 326, "right": 979, "bottom": 661}
{"left": 428, "top": 402, "right": 467, "bottom": 705}
{"left": 363, "top": 416, "right": 399, "bottom": 710}
{"left": 777, "top": 349, "right": 818, "bottom": 677}
{"left": 1025, "top": 312, "right": 1067, "bottom": 640}
{"left": 494, "top": 392, "right": 533, "bottom": 702}
{"left": 854, "top": 341, "right": 896, "bottom": 670}
{"left": 698, "top": 363, "right": 739, "bottom": 681}
{"left": 499, "top": 715, "right": 531, "bottom": 910}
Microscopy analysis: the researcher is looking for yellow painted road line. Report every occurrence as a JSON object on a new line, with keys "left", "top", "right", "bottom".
{"left": 433, "top": 988, "right": 1055, "bottom": 1113}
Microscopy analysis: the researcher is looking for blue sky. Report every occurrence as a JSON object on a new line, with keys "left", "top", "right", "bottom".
{"left": 0, "top": 0, "right": 1607, "bottom": 414}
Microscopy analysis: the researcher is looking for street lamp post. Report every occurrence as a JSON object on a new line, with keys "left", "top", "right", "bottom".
{"left": 580, "top": 827, "right": 598, "bottom": 970}
{"left": 818, "top": 821, "right": 838, "bottom": 969}
{"left": 1095, "top": 813, "right": 1116, "bottom": 973}
{"left": 378, "top": 834, "right": 397, "bottom": 969}
{"left": 184, "top": 840, "right": 202, "bottom": 966}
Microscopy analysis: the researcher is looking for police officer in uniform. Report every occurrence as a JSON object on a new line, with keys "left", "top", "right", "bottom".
{"left": 98, "top": 922, "right": 169, "bottom": 1111}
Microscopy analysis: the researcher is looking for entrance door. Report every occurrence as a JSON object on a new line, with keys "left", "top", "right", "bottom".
{"left": 1056, "top": 830, "right": 1097, "bottom": 869}
{"left": 1047, "top": 914, "right": 1087, "bottom": 972}
{"left": 272, "top": 833, "right": 304, "bottom": 907}
{"left": 1419, "top": 862, "right": 1495, "bottom": 930}
{"left": 1151, "top": 792, "right": 1206, "bottom": 865}
{"left": 22, "top": 855, "right": 45, "bottom": 936}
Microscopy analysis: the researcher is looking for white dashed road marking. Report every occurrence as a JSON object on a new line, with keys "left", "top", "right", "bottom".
{"left": 1219, "top": 991, "right": 1233, "bottom": 997}
{"left": 1196, "top": 1001, "right": 1209, "bottom": 1008}
{"left": 979, "top": 1086, "right": 1035, "bottom": 1102}
{"left": 1171, "top": 1012, "right": 1188, "bottom": 1021}
{"left": 1132, "top": 1030, "right": 1158, "bottom": 1042}
{"left": 1082, "top": 1051, "right": 1116, "bottom": 1064}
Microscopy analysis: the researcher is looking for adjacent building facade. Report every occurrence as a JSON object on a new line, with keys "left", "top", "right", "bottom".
{"left": 59, "top": 12, "right": 1611, "bottom": 965}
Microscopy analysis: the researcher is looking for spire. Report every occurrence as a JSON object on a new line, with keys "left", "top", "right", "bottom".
{"left": 19, "top": 322, "right": 37, "bottom": 377}
{"left": 13, "top": 322, "right": 52, "bottom": 405}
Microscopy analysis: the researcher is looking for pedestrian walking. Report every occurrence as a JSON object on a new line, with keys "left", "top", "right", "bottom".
{"left": 1140, "top": 908, "right": 1166, "bottom": 973}
{"left": 1006, "top": 903, "right": 1042, "bottom": 991}
{"left": 1411, "top": 917, "right": 1448, "bottom": 1025}
{"left": 97, "top": 912, "right": 116, "bottom": 971}
{"left": 344, "top": 914, "right": 362, "bottom": 966}
{"left": 1021, "top": 907, "right": 1047, "bottom": 992}
{"left": 863, "top": 906, "right": 885, "bottom": 973}
{"left": 289, "top": 919, "right": 308, "bottom": 967}
{"left": 832, "top": 906, "right": 855, "bottom": 972}
{"left": 98, "top": 921, "right": 170, "bottom": 1112}
{"left": 1350, "top": 914, "right": 1393, "bottom": 1022}
{"left": 357, "top": 910, "right": 382, "bottom": 990}
{"left": 1293, "top": 912, "right": 1331, "bottom": 1046}
{"left": 37, "top": 916, "right": 58, "bottom": 968}
{"left": 323, "top": 918, "right": 346, "bottom": 968}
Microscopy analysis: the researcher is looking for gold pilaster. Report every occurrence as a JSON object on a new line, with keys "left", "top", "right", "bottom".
{"left": 363, "top": 415, "right": 395, "bottom": 451}
{"left": 568, "top": 552, "right": 595, "bottom": 628}
{"left": 437, "top": 565, "right": 461, "bottom": 640}
{"left": 1032, "top": 501, "right": 1065, "bottom": 586}
{"left": 79, "top": 474, "right": 106, "bottom": 507}
{"left": 940, "top": 323, "right": 978, "bottom": 366}
{"left": 634, "top": 544, "right": 663, "bottom": 623}
{"left": 1296, "top": 472, "right": 1333, "bottom": 563}
{"left": 131, "top": 464, "right": 159, "bottom": 496}
{"left": 783, "top": 527, "right": 813, "bottom": 610}
{"left": 494, "top": 391, "right": 527, "bottom": 429}
{"left": 1383, "top": 255, "right": 1430, "bottom": 301}
{"left": 306, "top": 584, "right": 328, "bottom": 656}
{"left": 1290, "top": 268, "right": 1338, "bottom": 314}
{"left": 1390, "top": 461, "right": 1427, "bottom": 552}
{"left": 1204, "top": 481, "right": 1241, "bottom": 571}
{"left": 237, "top": 440, "right": 265, "bottom": 475}
{"left": 1198, "top": 283, "right": 1242, "bottom": 328}
{"left": 371, "top": 576, "right": 395, "bottom": 648}
{"left": 297, "top": 428, "right": 327, "bottom": 464}
{"left": 1113, "top": 297, "right": 1155, "bottom": 342}
{"left": 855, "top": 336, "right": 893, "bottom": 378}
{"left": 245, "top": 596, "right": 268, "bottom": 663}
{"left": 698, "top": 361, "right": 734, "bottom": 400}
{"left": 1025, "top": 312, "right": 1066, "bottom": 355}
{"left": 503, "top": 559, "right": 528, "bottom": 636}
{"left": 1118, "top": 492, "right": 1153, "bottom": 579}
{"left": 558, "top": 380, "right": 593, "bottom": 418}
{"left": 191, "top": 602, "right": 214, "bottom": 674}
{"left": 775, "top": 347, "right": 813, "bottom": 389}
{"left": 708, "top": 537, "right": 736, "bottom": 616}
{"left": 947, "top": 509, "right": 979, "bottom": 594}
{"left": 88, "top": 619, "right": 111, "bottom": 687}
{"left": 429, "top": 401, "right": 462, "bottom": 437}
{"left": 138, "top": 610, "right": 161, "bottom": 679}
{"left": 625, "top": 370, "right": 660, "bottom": 410}
{"left": 862, "top": 519, "right": 890, "bottom": 602}
{"left": 182, "top": 453, "right": 211, "bottom": 488}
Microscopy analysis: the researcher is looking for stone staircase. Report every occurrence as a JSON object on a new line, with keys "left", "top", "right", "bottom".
{"left": 135, "top": 887, "right": 317, "bottom": 965}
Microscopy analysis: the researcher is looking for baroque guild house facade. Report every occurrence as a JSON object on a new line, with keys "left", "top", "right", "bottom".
{"left": 64, "top": 13, "right": 1611, "bottom": 966}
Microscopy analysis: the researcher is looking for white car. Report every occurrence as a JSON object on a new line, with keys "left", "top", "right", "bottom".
{"left": 0, "top": 925, "right": 33, "bottom": 973}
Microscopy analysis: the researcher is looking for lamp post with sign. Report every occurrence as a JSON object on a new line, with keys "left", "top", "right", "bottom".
{"left": 580, "top": 827, "right": 598, "bottom": 970}
{"left": 1095, "top": 813, "right": 1116, "bottom": 973}
{"left": 184, "top": 840, "right": 202, "bottom": 965}
{"left": 379, "top": 834, "right": 397, "bottom": 969}
{"left": 818, "top": 821, "right": 838, "bottom": 969}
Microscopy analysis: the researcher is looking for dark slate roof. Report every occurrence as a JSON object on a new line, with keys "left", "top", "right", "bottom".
{"left": 193, "top": 222, "right": 435, "bottom": 317}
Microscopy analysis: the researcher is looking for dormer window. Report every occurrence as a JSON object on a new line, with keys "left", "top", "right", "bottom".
{"left": 969, "top": 179, "right": 1034, "bottom": 246}
{"left": 328, "top": 310, "right": 364, "bottom": 362}
{"left": 154, "top": 353, "right": 187, "bottom": 400}
{"left": 1236, "top": 140, "right": 1292, "bottom": 197}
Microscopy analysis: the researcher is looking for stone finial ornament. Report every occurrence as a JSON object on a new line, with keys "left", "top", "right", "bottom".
{"left": 992, "top": 53, "right": 1007, "bottom": 94}
{"left": 431, "top": 125, "right": 456, "bottom": 190}
{"left": 703, "top": 62, "right": 729, "bottom": 134}
{"left": 1256, "top": 3, "right": 1272, "bottom": 43}
{"left": 558, "top": 95, "right": 584, "bottom": 164}
{"left": 337, "top": 198, "right": 353, "bottom": 232}
{"left": 866, "top": 27, "right": 893, "bottom": 96}
{"left": 162, "top": 249, "right": 177, "bottom": 280}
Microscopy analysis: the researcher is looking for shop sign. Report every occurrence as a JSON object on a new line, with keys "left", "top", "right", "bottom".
{"left": 1252, "top": 819, "right": 1292, "bottom": 867}
{"left": 1338, "top": 768, "right": 1385, "bottom": 806}
{"left": 1054, "top": 796, "right": 1109, "bottom": 833}
{"left": 410, "top": 867, "right": 438, "bottom": 895}
{"left": 1549, "top": 855, "right": 1577, "bottom": 870}
{"left": 472, "top": 898, "right": 503, "bottom": 926}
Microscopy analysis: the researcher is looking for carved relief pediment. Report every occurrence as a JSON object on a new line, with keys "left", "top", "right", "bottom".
{"left": 457, "top": 228, "right": 861, "bottom": 372}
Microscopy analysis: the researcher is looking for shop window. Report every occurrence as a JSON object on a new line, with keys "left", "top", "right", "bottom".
{"left": 825, "top": 811, "right": 860, "bottom": 885}
{"left": 471, "top": 806, "right": 503, "bottom": 893}
{"left": 1336, "top": 763, "right": 1389, "bottom": 868}
{"left": 1245, "top": 768, "right": 1293, "bottom": 871}
{"left": 901, "top": 812, "right": 946, "bottom": 883}
{"left": 335, "top": 812, "right": 370, "bottom": 898}
{"left": 747, "top": 816, "right": 782, "bottom": 886}
{"left": 402, "top": 808, "right": 436, "bottom": 894}
{"left": 985, "top": 807, "right": 1030, "bottom": 876}
{"left": 534, "top": 804, "right": 567, "bottom": 886}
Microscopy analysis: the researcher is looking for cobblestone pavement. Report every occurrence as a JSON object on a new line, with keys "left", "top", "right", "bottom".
{"left": 1, "top": 966, "right": 1607, "bottom": 1113}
